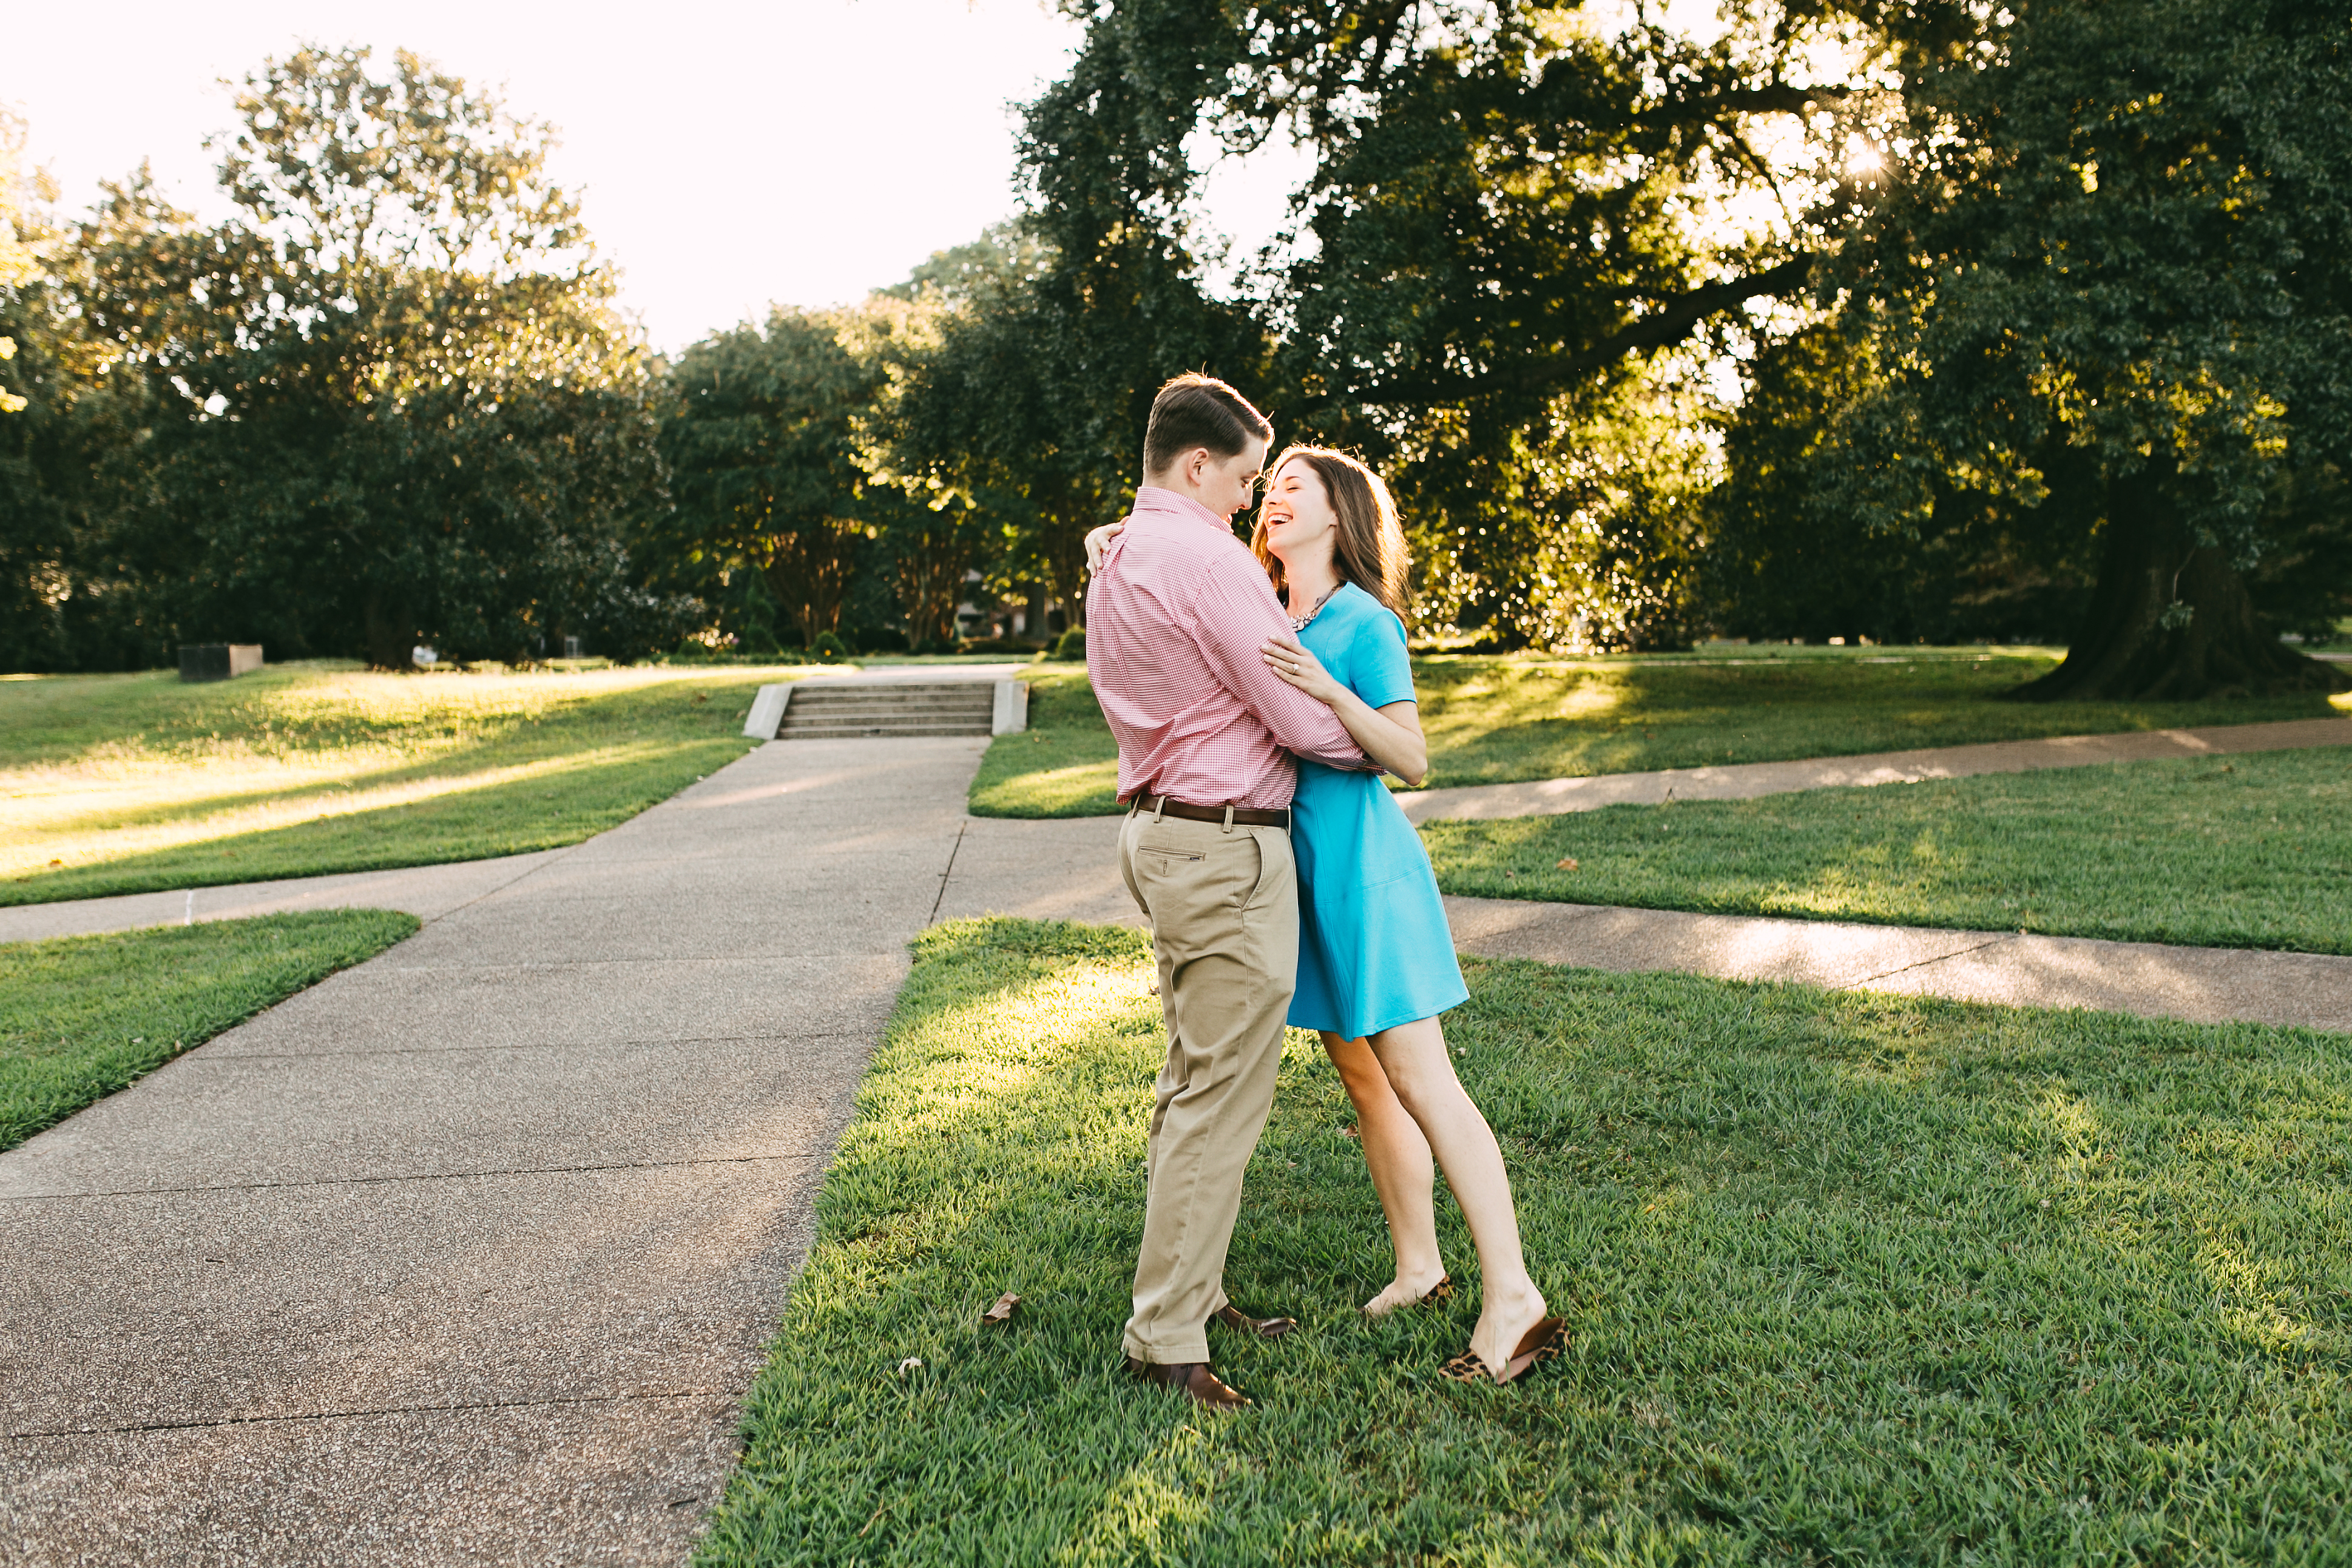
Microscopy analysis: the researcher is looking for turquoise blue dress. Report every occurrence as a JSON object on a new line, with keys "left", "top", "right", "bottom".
{"left": 1286, "top": 583, "right": 1469, "bottom": 1039}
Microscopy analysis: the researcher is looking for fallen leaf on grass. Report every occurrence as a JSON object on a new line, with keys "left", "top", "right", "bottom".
{"left": 1340, "top": 1124, "right": 1359, "bottom": 1140}
{"left": 1556, "top": 857, "right": 1579, "bottom": 871}
{"left": 897, "top": 1356, "right": 924, "bottom": 1376}
{"left": 981, "top": 1291, "right": 1021, "bottom": 1325}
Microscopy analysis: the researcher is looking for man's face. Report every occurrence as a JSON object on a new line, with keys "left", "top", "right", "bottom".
{"left": 1197, "top": 436, "right": 1269, "bottom": 520}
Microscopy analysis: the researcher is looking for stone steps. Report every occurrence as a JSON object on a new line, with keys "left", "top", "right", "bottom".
{"left": 750, "top": 678, "right": 1021, "bottom": 740}
{"left": 779, "top": 721, "right": 996, "bottom": 739}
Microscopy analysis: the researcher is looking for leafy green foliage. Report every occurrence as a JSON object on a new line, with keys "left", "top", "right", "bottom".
{"left": 0, "top": 110, "right": 164, "bottom": 672}
{"left": 703, "top": 917, "right": 2352, "bottom": 1563}
{"left": 11, "top": 47, "right": 689, "bottom": 671}
{"left": 1428, "top": 746, "right": 2352, "bottom": 953}
{"left": 0, "top": 910, "right": 417, "bottom": 1151}
{"left": 1827, "top": 0, "right": 2352, "bottom": 697}
{"left": 661, "top": 308, "right": 884, "bottom": 649}
{"left": 1709, "top": 324, "right": 2093, "bottom": 646}
{"left": 998, "top": 1, "right": 1860, "bottom": 647}
{"left": 660, "top": 287, "right": 1018, "bottom": 654}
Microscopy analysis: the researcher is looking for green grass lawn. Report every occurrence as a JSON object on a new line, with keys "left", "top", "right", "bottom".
{"left": 973, "top": 649, "right": 2348, "bottom": 817}
{"left": 0, "top": 661, "right": 816, "bottom": 906}
{"left": 702, "top": 917, "right": 2352, "bottom": 1565}
{"left": 0, "top": 910, "right": 417, "bottom": 1151}
{"left": 1425, "top": 746, "right": 2352, "bottom": 954}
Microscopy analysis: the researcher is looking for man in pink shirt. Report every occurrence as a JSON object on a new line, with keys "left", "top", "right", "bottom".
{"left": 1087, "top": 373, "right": 1367, "bottom": 1407}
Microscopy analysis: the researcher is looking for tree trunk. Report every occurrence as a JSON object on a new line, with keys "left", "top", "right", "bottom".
{"left": 2011, "top": 465, "right": 2349, "bottom": 701}
{"left": 891, "top": 525, "right": 968, "bottom": 651}
{"left": 1044, "top": 501, "right": 1091, "bottom": 631}
{"left": 360, "top": 591, "right": 415, "bottom": 671}
{"left": 765, "top": 519, "right": 860, "bottom": 648}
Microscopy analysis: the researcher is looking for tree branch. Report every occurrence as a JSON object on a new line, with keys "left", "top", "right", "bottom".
{"left": 1638, "top": 83, "right": 1851, "bottom": 123}
{"left": 1532, "top": 67, "right": 1851, "bottom": 133}
{"left": 1551, "top": 254, "right": 1813, "bottom": 377}
{"left": 1354, "top": 255, "right": 1814, "bottom": 406}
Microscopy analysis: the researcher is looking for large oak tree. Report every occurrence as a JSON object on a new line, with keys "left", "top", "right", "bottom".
{"left": 1827, "top": 0, "right": 2352, "bottom": 698}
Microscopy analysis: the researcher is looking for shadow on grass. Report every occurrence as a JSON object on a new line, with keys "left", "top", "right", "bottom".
{"left": 702, "top": 917, "right": 2352, "bottom": 1566}
{"left": 1, "top": 738, "right": 749, "bottom": 906}
{"left": 1425, "top": 746, "right": 2352, "bottom": 954}
{"left": 1411, "top": 655, "right": 2345, "bottom": 786}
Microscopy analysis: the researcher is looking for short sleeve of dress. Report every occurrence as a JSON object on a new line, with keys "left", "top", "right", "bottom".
{"left": 1348, "top": 596, "right": 1418, "bottom": 709}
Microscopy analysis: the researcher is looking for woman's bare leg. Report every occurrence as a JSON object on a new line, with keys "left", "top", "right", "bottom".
{"left": 1368, "top": 1016, "right": 1547, "bottom": 1375}
{"left": 1320, "top": 1031, "right": 1445, "bottom": 1313}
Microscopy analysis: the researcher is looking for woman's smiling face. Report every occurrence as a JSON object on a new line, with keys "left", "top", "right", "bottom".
{"left": 1260, "top": 458, "right": 1337, "bottom": 560}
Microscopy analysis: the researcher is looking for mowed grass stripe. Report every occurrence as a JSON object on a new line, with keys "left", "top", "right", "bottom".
{"left": 0, "top": 910, "right": 419, "bottom": 1152}
{"left": 1425, "top": 746, "right": 2352, "bottom": 955}
{"left": 702, "top": 917, "right": 2352, "bottom": 1565}
{"left": 971, "top": 653, "right": 2348, "bottom": 818}
{"left": 1, "top": 663, "right": 808, "bottom": 905}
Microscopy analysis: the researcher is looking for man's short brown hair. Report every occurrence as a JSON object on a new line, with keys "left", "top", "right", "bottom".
{"left": 1143, "top": 373, "right": 1273, "bottom": 476}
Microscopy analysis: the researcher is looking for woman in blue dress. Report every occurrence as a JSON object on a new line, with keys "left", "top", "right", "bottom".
{"left": 1249, "top": 447, "right": 1562, "bottom": 1385}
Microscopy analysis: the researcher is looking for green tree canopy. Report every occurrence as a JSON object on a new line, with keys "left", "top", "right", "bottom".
{"left": 661, "top": 297, "right": 965, "bottom": 650}
{"left": 0, "top": 111, "right": 168, "bottom": 672}
{"left": 1824, "top": 0, "right": 2352, "bottom": 696}
{"left": 70, "top": 46, "right": 680, "bottom": 667}
{"left": 991, "top": 0, "right": 1875, "bottom": 644}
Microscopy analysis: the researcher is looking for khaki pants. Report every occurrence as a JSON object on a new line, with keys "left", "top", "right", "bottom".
{"left": 1118, "top": 805, "right": 1299, "bottom": 1365}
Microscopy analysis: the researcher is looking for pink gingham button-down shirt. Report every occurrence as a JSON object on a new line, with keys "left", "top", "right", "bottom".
{"left": 1085, "top": 486, "right": 1367, "bottom": 809}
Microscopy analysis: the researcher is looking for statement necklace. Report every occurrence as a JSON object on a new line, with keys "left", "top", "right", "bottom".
{"left": 1288, "top": 582, "right": 1342, "bottom": 632}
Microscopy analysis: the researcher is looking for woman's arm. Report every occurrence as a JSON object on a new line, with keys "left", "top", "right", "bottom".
{"left": 1261, "top": 635, "right": 1430, "bottom": 786}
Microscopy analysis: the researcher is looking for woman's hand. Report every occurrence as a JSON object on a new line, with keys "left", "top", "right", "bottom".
{"left": 1262, "top": 634, "right": 1346, "bottom": 706}
{"left": 1084, "top": 520, "right": 1126, "bottom": 573}
{"left": 1265, "top": 634, "right": 1429, "bottom": 783}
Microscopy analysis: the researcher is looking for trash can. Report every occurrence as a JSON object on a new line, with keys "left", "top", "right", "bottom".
{"left": 180, "top": 644, "right": 264, "bottom": 682}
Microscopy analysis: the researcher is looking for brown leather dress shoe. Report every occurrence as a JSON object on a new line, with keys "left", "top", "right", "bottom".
{"left": 1211, "top": 1303, "right": 1297, "bottom": 1339}
{"left": 1125, "top": 1357, "right": 1251, "bottom": 1408}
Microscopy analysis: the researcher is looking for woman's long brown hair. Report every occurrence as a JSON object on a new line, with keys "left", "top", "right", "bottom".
{"left": 1249, "top": 445, "right": 1411, "bottom": 620}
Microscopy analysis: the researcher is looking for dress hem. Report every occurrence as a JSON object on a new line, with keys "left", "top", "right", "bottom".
{"left": 1285, "top": 988, "right": 1470, "bottom": 1041}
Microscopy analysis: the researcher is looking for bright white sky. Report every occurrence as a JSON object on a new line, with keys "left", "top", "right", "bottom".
{"left": 3, "top": 1, "right": 1121, "bottom": 352}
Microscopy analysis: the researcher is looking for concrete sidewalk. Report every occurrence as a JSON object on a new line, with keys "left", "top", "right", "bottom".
{"left": 1, "top": 737, "right": 992, "bottom": 1565}
{"left": 937, "top": 816, "right": 2352, "bottom": 1035}
{"left": 1396, "top": 715, "right": 2352, "bottom": 823}
{"left": 1443, "top": 895, "right": 2352, "bottom": 1034}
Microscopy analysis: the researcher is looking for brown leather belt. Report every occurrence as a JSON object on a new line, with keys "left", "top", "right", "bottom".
{"left": 1127, "top": 793, "right": 1291, "bottom": 830}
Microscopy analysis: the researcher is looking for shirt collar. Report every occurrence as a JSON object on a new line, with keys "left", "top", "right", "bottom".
{"left": 1132, "top": 485, "right": 1239, "bottom": 533}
